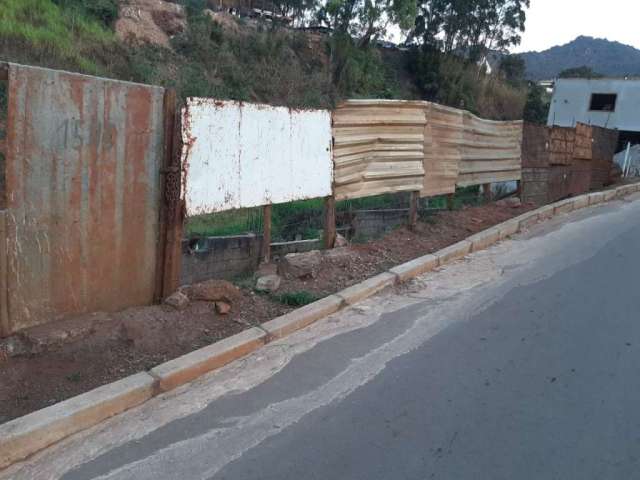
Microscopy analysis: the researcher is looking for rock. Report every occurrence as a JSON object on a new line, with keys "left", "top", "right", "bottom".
{"left": 17, "top": 312, "right": 112, "bottom": 354}
{"left": 164, "top": 291, "right": 189, "bottom": 310}
{"left": 256, "top": 262, "right": 278, "bottom": 277}
{"left": 0, "top": 336, "right": 28, "bottom": 363}
{"left": 183, "top": 279, "right": 242, "bottom": 303}
{"left": 496, "top": 197, "right": 522, "bottom": 208}
{"left": 215, "top": 301, "right": 232, "bottom": 315}
{"left": 323, "top": 246, "right": 353, "bottom": 261}
{"left": 255, "top": 274, "right": 281, "bottom": 292}
{"left": 335, "top": 233, "right": 349, "bottom": 247}
{"left": 115, "top": 0, "right": 187, "bottom": 48}
{"left": 279, "top": 250, "right": 322, "bottom": 279}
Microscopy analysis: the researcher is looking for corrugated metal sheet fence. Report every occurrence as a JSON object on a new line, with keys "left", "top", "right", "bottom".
{"left": 1, "top": 64, "right": 167, "bottom": 335}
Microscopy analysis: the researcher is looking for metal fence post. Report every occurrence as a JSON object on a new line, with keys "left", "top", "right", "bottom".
{"left": 323, "top": 195, "right": 336, "bottom": 249}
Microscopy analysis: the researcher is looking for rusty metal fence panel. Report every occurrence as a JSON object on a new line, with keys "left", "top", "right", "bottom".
{"left": 182, "top": 99, "right": 333, "bottom": 214}
{"left": 457, "top": 113, "right": 523, "bottom": 187}
{"left": 3, "top": 64, "right": 165, "bottom": 334}
{"left": 333, "top": 100, "right": 425, "bottom": 201}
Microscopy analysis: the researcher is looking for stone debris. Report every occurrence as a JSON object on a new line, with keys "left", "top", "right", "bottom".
{"left": 164, "top": 291, "right": 190, "bottom": 311}
{"left": 183, "top": 279, "right": 242, "bottom": 304}
{"left": 496, "top": 197, "right": 522, "bottom": 208}
{"left": 255, "top": 274, "right": 282, "bottom": 293}
{"left": 215, "top": 302, "right": 232, "bottom": 315}
{"left": 279, "top": 250, "right": 322, "bottom": 279}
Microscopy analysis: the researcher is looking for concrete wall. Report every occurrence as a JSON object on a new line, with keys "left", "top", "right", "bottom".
{"left": 180, "top": 235, "right": 323, "bottom": 284}
{"left": 351, "top": 209, "right": 409, "bottom": 240}
{"left": 548, "top": 78, "right": 640, "bottom": 132}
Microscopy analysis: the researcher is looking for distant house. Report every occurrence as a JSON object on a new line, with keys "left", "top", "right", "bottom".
{"left": 547, "top": 78, "right": 640, "bottom": 148}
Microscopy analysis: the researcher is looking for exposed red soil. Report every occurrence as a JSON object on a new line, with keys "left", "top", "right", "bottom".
{"left": 276, "top": 203, "right": 535, "bottom": 296}
{"left": 0, "top": 202, "right": 533, "bottom": 423}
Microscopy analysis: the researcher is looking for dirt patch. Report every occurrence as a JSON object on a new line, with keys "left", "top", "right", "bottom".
{"left": 0, "top": 202, "right": 532, "bottom": 423}
{"left": 275, "top": 203, "right": 534, "bottom": 297}
{"left": 0, "top": 294, "right": 290, "bottom": 423}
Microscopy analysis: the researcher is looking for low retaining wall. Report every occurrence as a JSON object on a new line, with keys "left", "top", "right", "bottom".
{"left": 182, "top": 209, "right": 416, "bottom": 283}
{"left": 181, "top": 235, "right": 264, "bottom": 285}
{"left": 181, "top": 235, "right": 324, "bottom": 283}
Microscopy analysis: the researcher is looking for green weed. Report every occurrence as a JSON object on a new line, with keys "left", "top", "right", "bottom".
{"left": 273, "top": 291, "right": 320, "bottom": 307}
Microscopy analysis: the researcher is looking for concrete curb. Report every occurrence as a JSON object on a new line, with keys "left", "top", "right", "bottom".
{"left": 262, "top": 295, "right": 345, "bottom": 340}
{"left": 150, "top": 327, "right": 268, "bottom": 392}
{"left": 0, "top": 372, "right": 156, "bottom": 470}
{"left": 336, "top": 273, "right": 397, "bottom": 305}
{"left": 389, "top": 254, "right": 439, "bottom": 282}
{"left": 2, "top": 182, "right": 638, "bottom": 471}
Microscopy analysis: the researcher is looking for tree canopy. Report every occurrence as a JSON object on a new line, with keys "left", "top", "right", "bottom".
{"left": 413, "top": 0, "right": 529, "bottom": 60}
{"left": 317, "top": 0, "right": 418, "bottom": 47}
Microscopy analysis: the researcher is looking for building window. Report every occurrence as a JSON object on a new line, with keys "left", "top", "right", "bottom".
{"left": 589, "top": 93, "right": 617, "bottom": 112}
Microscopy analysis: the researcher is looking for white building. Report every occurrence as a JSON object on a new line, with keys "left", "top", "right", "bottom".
{"left": 547, "top": 78, "right": 640, "bottom": 146}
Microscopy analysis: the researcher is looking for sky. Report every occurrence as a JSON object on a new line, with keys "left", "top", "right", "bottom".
{"left": 512, "top": 0, "right": 640, "bottom": 53}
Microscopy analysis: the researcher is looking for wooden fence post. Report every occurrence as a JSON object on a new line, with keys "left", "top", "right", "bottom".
{"left": 408, "top": 191, "right": 419, "bottom": 231}
{"left": 157, "top": 88, "right": 184, "bottom": 300}
{"left": 0, "top": 211, "right": 9, "bottom": 337}
{"left": 262, "top": 204, "right": 272, "bottom": 263}
{"left": 447, "top": 193, "right": 455, "bottom": 210}
{"left": 323, "top": 195, "right": 336, "bottom": 249}
{"left": 483, "top": 183, "right": 492, "bottom": 202}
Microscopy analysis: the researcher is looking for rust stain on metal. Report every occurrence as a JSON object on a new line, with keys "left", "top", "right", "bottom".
{"left": 3, "top": 63, "right": 165, "bottom": 334}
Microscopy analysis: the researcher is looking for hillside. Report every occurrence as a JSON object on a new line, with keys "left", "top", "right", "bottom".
{"left": 0, "top": 0, "right": 526, "bottom": 120}
{"left": 520, "top": 36, "right": 640, "bottom": 80}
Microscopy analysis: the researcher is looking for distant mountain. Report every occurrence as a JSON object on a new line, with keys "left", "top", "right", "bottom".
{"left": 520, "top": 36, "right": 640, "bottom": 80}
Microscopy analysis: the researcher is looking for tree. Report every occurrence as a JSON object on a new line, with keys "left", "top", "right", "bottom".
{"left": 558, "top": 66, "right": 603, "bottom": 79}
{"left": 498, "top": 54, "right": 526, "bottom": 86}
{"left": 523, "top": 83, "right": 549, "bottom": 124}
{"left": 317, "top": 0, "right": 418, "bottom": 47}
{"left": 413, "top": 0, "right": 529, "bottom": 61}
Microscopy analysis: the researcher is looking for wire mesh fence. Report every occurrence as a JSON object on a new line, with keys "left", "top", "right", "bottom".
{"left": 184, "top": 186, "right": 493, "bottom": 242}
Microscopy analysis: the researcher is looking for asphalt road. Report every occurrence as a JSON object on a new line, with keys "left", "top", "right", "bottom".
{"left": 4, "top": 194, "right": 640, "bottom": 480}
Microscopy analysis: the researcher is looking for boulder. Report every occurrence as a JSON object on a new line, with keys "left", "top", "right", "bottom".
{"left": 183, "top": 279, "right": 241, "bottom": 303}
{"left": 279, "top": 250, "right": 322, "bottom": 279}
{"left": 164, "top": 291, "right": 189, "bottom": 310}
{"left": 256, "top": 274, "right": 281, "bottom": 292}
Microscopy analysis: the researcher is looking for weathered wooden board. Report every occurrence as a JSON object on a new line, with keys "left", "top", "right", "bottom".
{"left": 421, "top": 103, "right": 463, "bottom": 196}
{"left": 457, "top": 112, "right": 523, "bottom": 187}
{"left": 333, "top": 100, "right": 426, "bottom": 200}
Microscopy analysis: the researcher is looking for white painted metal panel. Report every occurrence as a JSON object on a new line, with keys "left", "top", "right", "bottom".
{"left": 182, "top": 99, "right": 333, "bottom": 215}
